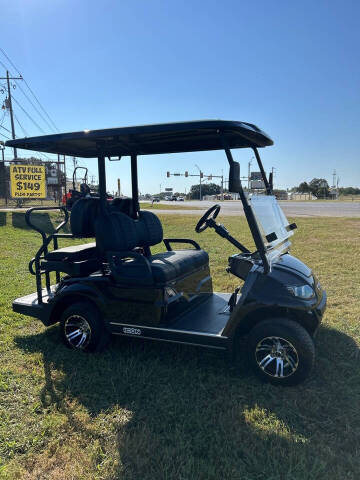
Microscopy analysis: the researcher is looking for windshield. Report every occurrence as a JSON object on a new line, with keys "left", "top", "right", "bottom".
{"left": 248, "top": 194, "right": 295, "bottom": 265}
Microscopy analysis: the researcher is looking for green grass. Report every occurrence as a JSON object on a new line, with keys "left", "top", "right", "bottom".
{"left": 0, "top": 211, "right": 359, "bottom": 479}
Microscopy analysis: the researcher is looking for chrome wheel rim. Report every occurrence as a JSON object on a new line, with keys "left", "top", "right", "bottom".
{"left": 255, "top": 336, "right": 299, "bottom": 378}
{"left": 64, "top": 315, "right": 91, "bottom": 349}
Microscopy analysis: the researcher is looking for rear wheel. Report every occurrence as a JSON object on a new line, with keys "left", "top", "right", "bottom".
{"left": 247, "top": 318, "right": 315, "bottom": 386}
{"left": 60, "top": 302, "right": 109, "bottom": 352}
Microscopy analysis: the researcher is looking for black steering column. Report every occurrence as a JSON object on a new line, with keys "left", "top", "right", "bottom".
{"left": 195, "top": 204, "right": 250, "bottom": 254}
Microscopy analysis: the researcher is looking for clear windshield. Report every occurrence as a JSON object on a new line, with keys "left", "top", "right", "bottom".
{"left": 248, "top": 194, "right": 295, "bottom": 264}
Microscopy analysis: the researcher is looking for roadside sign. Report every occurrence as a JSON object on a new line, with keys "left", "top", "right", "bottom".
{"left": 251, "top": 179, "right": 265, "bottom": 190}
{"left": 250, "top": 171, "right": 262, "bottom": 181}
{"left": 165, "top": 188, "right": 173, "bottom": 191}
{"left": 10, "top": 164, "right": 47, "bottom": 199}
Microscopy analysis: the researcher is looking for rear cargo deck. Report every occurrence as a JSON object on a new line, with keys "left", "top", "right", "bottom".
{"left": 13, "top": 286, "right": 57, "bottom": 319}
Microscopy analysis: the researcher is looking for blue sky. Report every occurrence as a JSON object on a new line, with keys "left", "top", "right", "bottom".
{"left": 1, "top": 0, "right": 359, "bottom": 195}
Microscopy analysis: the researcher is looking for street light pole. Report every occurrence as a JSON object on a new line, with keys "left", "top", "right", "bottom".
{"left": 195, "top": 164, "right": 202, "bottom": 200}
{"left": 248, "top": 156, "right": 254, "bottom": 190}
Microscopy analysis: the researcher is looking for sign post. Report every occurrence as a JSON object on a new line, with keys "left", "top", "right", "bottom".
{"left": 10, "top": 164, "right": 47, "bottom": 199}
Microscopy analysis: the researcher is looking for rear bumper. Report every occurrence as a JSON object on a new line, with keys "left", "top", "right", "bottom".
{"left": 12, "top": 287, "right": 56, "bottom": 325}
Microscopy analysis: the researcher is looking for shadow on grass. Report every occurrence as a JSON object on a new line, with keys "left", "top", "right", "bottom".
{"left": 15, "top": 325, "right": 360, "bottom": 479}
{"left": 0, "top": 211, "right": 6, "bottom": 226}
{"left": 11, "top": 211, "right": 70, "bottom": 234}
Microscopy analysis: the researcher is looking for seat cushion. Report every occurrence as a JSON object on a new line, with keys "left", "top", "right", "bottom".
{"left": 41, "top": 258, "right": 100, "bottom": 277}
{"left": 44, "top": 242, "right": 97, "bottom": 261}
{"left": 150, "top": 249, "right": 209, "bottom": 283}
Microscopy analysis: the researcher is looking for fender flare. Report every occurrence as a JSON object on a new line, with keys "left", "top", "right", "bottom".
{"left": 46, "top": 284, "right": 108, "bottom": 326}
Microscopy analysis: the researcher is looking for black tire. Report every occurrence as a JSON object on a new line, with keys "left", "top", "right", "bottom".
{"left": 60, "top": 302, "right": 110, "bottom": 352}
{"left": 247, "top": 318, "right": 315, "bottom": 386}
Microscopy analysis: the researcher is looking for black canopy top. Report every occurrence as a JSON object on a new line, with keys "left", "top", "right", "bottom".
{"left": 5, "top": 120, "right": 273, "bottom": 158}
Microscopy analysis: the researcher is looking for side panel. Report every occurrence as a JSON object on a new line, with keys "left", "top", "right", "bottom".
{"left": 101, "top": 284, "right": 164, "bottom": 326}
{"left": 108, "top": 322, "right": 229, "bottom": 350}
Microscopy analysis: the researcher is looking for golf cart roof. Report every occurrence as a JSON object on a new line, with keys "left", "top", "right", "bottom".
{"left": 5, "top": 120, "right": 273, "bottom": 158}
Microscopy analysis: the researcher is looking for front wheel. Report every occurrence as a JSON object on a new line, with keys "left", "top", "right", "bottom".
{"left": 60, "top": 302, "right": 110, "bottom": 352}
{"left": 248, "top": 318, "right": 315, "bottom": 386}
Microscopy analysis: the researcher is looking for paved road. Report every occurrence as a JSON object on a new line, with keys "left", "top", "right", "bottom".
{"left": 1, "top": 200, "right": 359, "bottom": 217}
{"left": 153, "top": 200, "right": 360, "bottom": 217}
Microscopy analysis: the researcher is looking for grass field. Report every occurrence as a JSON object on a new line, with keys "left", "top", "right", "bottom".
{"left": 0, "top": 211, "right": 359, "bottom": 479}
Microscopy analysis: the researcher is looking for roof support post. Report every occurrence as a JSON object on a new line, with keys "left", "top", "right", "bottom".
{"left": 252, "top": 147, "right": 272, "bottom": 195}
{"left": 220, "top": 133, "right": 270, "bottom": 273}
{"left": 97, "top": 156, "right": 107, "bottom": 213}
{"left": 131, "top": 154, "right": 139, "bottom": 218}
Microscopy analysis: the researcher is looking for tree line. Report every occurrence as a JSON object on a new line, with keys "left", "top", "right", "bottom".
{"left": 292, "top": 178, "right": 360, "bottom": 198}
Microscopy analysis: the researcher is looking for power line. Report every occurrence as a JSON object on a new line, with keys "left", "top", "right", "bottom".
{"left": 11, "top": 94, "right": 46, "bottom": 134}
{"left": 0, "top": 110, "right": 6, "bottom": 127}
{"left": 13, "top": 112, "right": 28, "bottom": 137}
{"left": 0, "top": 48, "right": 59, "bottom": 132}
{"left": 0, "top": 123, "right": 12, "bottom": 134}
{"left": 16, "top": 82, "right": 56, "bottom": 133}
{"left": 0, "top": 130, "right": 11, "bottom": 140}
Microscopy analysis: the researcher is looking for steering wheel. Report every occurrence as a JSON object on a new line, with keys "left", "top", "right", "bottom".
{"left": 195, "top": 204, "right": 221, "bottom": 233}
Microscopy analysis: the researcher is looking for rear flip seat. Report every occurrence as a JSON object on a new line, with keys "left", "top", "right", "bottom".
{"left": 41, "top": 199, "right": 101, "bottom": 276}
{"left": 44, "top": 242, "right": 97, "bottom": 262}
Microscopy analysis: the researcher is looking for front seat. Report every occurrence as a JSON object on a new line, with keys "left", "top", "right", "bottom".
{"left": 95, "top": 210, "right": 209, "bottom": 285}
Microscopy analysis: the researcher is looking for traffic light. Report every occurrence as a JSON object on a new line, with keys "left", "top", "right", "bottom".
{"left": 208, "top": 174, "right": 212, "bottom": 180}
{"left": 167, "top": 171, "right": 170, "bottom": 178}
{"left": 200, "top": 172, "right": 203, "bottom": 178}
{"left": 185, "top": 171, "right": 188, "bottom": 177}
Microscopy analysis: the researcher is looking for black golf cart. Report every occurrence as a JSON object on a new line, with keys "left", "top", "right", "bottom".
{"left": 8, "top": 120, "right": 327, "bottom": 386}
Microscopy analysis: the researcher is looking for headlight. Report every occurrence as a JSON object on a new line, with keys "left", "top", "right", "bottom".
{"left": 287, "top": 284, "right": 315, "bottom": 299}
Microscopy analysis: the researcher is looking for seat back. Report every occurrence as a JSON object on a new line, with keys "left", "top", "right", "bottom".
{"left": 95, "top": 212, "right": 138, "bottom": 257}
{"left": 135, "top": 211, "right": 163, "bottom": 247}
{"left": 70, "top": 198, "right": 100, "bottom": 237}
{"left": 110, "top": 197, "right": 134, "bottom": 217}
{"left": 95, "top": 210, "right": 163, "bottom": 257}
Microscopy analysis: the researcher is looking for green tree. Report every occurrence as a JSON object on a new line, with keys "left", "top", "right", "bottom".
{"left": 189, "top": 183, "right": 220, "bottom": 199}
{"left": 309, "top": 178, "right": 330, "bottom": 198}
{"left": 298, "top": 181, "right": 310, "bottom": 193}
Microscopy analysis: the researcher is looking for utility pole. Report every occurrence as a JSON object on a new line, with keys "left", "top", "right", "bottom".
{"left": 64, "top": 156, "right": 67, "bottom": 195}
{"left": 0, "top": 71, "right": 23, "bottom": 159}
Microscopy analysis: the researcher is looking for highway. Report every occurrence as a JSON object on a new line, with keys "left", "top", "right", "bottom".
{"left": 153, "top": 200, "right": 360, "bottom": 217}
